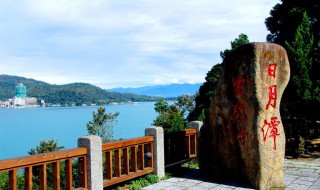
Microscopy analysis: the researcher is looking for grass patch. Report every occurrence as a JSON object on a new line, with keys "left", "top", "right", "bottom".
{"left": 111, "top": 173, "right": 172, "bottom": 190}
{"left": 182, "top": 161, "right": 199, "bottom": 169}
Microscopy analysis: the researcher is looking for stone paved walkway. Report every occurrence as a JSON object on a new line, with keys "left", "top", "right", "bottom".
{"left": 142, "top": 159, "right": 320, "bottom": 190}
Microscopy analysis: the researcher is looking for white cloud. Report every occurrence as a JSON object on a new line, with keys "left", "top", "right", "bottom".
{"left": 0, "top": 0, "right": 279, "bottom": 88}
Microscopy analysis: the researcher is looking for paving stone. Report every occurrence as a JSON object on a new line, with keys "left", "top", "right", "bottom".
{"left": 284, "top": 174, "right": 299, "bottom": 181}
{"left": 284, "top": 175, "right": 299, "bottom": 185}
{"left": 286, "top": 183, "right": 310, "bottom": 190}
{"left": 296, "top": 172, "right": 320, "bottom": 177}
{"left": 300, "top": 168, "right": 316, "bottom": 173}
{"left": 187, "top": 185, "right": 211, "bottom": 190}
{"left": 285, "top": 170, "right": 303, "bottom": 176}
{"left": 165, "top": 177, "right": 187, "bottom": 183}
{"left": 211, "top": 185, "right": 236, "bottom": 190}
{"left": 175, "top": 181, "right": 201, "bottom": 188}
{"left": 195, "top": 182, "right": 220, "bottom": 188}
{"left": 298, "top": 176, "right": 319, "bottom": 182}
{"left": 313, "top": 178, "right": 320, "bottom": 185}
{"left": 161, "top": 186, "right": 186, "bottom": 190}
{"left": 183, "top": 178, "right": 204, "bottom": 184}
{"left": 143, "top": 158, "right": 320, "bottom": 190}
{"left": 141, "top": 181, "right": 175, "bottom": 190}
{"left": 292, "top": 179, "right": 314, "bottom": 186}
{"left": 308, "top": 185, "right": 320, "bottom": 190}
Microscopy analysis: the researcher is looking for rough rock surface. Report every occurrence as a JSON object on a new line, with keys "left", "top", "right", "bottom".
{"left": 199, "top": 43, "right": 290, "bottom": 189}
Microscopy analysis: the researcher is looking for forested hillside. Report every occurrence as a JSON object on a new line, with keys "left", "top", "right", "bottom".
{"left": 0, "top": 75, "right": 159, "bottom": 105}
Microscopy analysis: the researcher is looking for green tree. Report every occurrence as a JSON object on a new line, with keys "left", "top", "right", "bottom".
{"left": 188, "top": 34, "right": 249, "bottom": 121}
{"left": 220, "top": 33, "right": 249, "bottom": 59}
{"left": 86, "top": 106, "right": 119, "bottom": 142}
{"left": 153, "top": 96, "right": 193, "bottom": 132}
{"left": 285, "top": 12, "right": 314, "bottom": 103}
{"left": 0, "top": 172, "right": 9, "bottom": 190}
{"left": 175, "top": 95, "right": 194, "bottom": 119}
{"left": 284, "top": 11, "right": 320, "bottom": 144}
{"left": 28, "top": 139, "right": 65, "bottom": 155}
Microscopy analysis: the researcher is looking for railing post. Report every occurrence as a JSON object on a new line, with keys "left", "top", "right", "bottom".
{"left": 188, "top": 121, "right": 203, "bottom": 136}
{"left": 188, "top": 121, "right": 203, "bottom": 160}
{"left": 78, "top": 135, "right": 103, "bottom": 190}
{"left": 145, "top": 126, "right": 165, "bottom": 179}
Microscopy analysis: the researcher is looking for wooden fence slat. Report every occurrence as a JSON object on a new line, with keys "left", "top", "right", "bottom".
{"left": 138, "top": 145, "right": 144, "bottom": 170}
{"left": 9, "top": 169, "right": 17, "bottom": 190}
{"left": 192, "top": 134, "right": 197, "bottom": 156}
{"left": 114, "top": 150, "right": 121, "bottom": 177}
{"left": 65, "top": 159, "right": 73, "bottom": 190}
{"left": 186, "top": 135, "right": 191, "bottom": 158}
{"left": 123, "top": 148, "right": 129, "bottom": 175}
{"left": 24, "top": 166, "right": 32, "bottom": 190}
{"left": 52, "top": 161, "right": 60, "bottom": 190}
{"left": 131, "top": 146, "right": 137, "bottom": 172}
{"left": 105, "top": 151, "right": 112, "bottom": 180}
{"left": 39, "top": 164, "right": 47, "bottom": 190}
{"left": 79, "top": 156, "right": 88, "bottom": 188}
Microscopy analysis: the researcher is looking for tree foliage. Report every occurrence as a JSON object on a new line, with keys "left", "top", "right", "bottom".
{"left": 285, "top": 12, "right": 314, "bottom": 102}
{"left": 28, "top": 139, "right": 65, "bottom": 155}
{"left": 153, "top": 95, "right": 194, "bottom": 132}
{"left": 188, "top": 34, "right": 249, "bottom": 121}
{"left": 86, "top": 107, "right": 119, "bottom": 142}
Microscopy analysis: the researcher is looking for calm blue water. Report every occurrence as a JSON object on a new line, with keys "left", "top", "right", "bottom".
{"left": 0, "top": 102, "right": 157, "bottom": 160}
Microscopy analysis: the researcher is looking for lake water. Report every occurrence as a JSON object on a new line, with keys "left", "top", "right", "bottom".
{"left": 0, "top": 102, "right": 157, "bottom": 160}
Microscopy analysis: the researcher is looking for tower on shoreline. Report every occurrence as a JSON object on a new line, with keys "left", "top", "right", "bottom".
{"left": 15, "top": 83, "right": 27, "bottom": 98}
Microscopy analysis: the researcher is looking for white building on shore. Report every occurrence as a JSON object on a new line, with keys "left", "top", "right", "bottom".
{"left": 0, "top": 83, "right": 39, "bottom": 108}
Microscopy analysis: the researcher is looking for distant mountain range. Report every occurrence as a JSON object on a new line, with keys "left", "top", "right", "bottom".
{"left": 0, "top": 75, "right": 160, "bottom": 105}
{"left": 106, "top": 83, "right": 202, "bottom": 97}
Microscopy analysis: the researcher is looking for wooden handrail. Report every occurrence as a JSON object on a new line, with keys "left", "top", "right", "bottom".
{"left": 0, "top": 147, "right": 87, "bottom": 172}
{"left": 102, "top": 136, "right": 154, "bottom": 151}
{"left": 184, "top": 128, "right": 197, "bottom": 135}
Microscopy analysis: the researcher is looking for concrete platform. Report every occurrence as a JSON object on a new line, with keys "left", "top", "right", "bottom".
{"left": 142, "top": 159, "right": 320, "bottom": 190}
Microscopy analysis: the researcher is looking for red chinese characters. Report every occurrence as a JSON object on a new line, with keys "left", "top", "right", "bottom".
{"left": 232, "top": 76, "right": 248, "bottom": 145}
{"left": 261, "top": 63, "right": 281, "bottom": 150}
{"left": 266, "top": 85, "right": 277, "bottom": 110}
{"left": 231, "top": 102, "right": 248, "bottom": 121}
{"left": 237, "top": 126, "right": 248, "bottom": 145}
{"left": 261, "top": 117, "right": 281, "bottom": 150}
{"left": 232, "top": 77, "right": 246, "bottom": 95}
{"left": 268, "top": 63, "right": 277, "bottom": 78}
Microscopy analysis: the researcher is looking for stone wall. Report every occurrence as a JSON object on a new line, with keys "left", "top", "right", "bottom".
{"left": 199, "top": 43, "right": 290, "bottom": 189}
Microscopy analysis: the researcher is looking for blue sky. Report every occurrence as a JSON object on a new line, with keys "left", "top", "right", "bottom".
{"left": 0, "top": 0, "right": 279, "bottom": 89}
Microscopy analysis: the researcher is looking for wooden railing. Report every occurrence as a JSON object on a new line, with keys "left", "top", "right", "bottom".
{"left": 0, "top": 148, "right": 88, "bottom": 190}
{"left": 102, "top": 136, "right": 155, "bottom": 187}
{"left": 164, "top": 128, "right": 197, "bottom": 168}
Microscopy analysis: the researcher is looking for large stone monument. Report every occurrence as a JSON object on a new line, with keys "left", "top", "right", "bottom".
{"left": 199, "top": 43, "right": 290, "bottom": 189}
